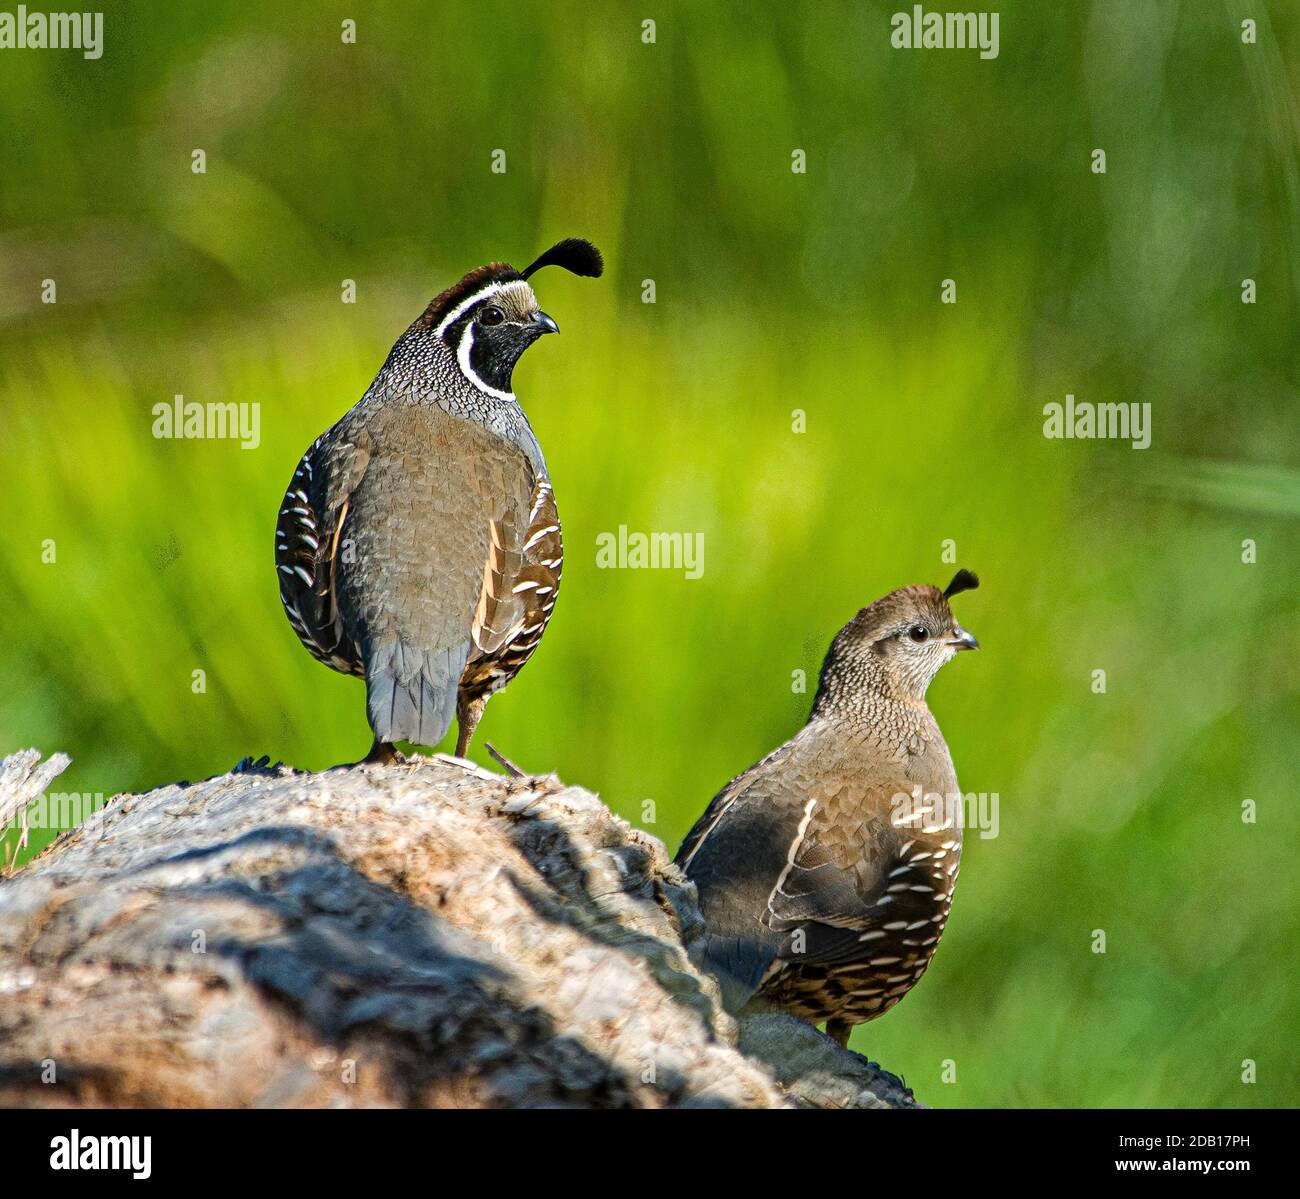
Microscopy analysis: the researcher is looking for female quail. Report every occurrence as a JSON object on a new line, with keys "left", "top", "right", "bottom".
{"left": 275, "top": 239, "right": 603, "bottom": 762}
{"left": 676, "top": 571, "right": 980, "bottom": 1046}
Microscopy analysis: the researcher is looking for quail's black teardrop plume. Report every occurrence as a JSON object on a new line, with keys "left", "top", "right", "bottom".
{"left": 676, "top": 574, "right": 981, "bottom": 1047}
{"left": 943, "top": 568, "right": 980, "bottom": 598}
{"left": 275, "top": 240, "right": 603, "bottom": 763}
{"left": 521, "top": 237, "right": 604, "bottom": 280}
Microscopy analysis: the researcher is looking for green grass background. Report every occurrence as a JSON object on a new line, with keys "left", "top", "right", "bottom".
{"left": 1, "top": 0, "right": 1297, "bottom": 1106}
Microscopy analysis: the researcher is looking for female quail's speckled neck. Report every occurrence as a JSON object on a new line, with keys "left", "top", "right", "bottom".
{"left": 676, "top": 571, "right": 980, "bottom": 1047}
{"left": 275, "top": 239, "right": 603, "bottom": 762}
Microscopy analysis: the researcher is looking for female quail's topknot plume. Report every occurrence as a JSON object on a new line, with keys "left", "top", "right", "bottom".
{"left": 275, "top": 239, "right": 603, "bottom": 762}
{"left": 676, "top": 572, "right": 980, "bottom": 1046}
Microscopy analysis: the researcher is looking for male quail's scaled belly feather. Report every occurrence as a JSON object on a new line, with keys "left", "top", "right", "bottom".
{"left": 676, "top": 570, "right": 981, "bottom": 1046}
{"left": 275, "top": 238, "right": 602, "bottom": 760}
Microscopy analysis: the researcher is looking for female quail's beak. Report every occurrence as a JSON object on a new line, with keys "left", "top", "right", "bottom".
{"left": 948, "top": 626, "right": 979, "bottom": 651}
{"left": 533, "top": 310, "right": 559, "bottom": 335}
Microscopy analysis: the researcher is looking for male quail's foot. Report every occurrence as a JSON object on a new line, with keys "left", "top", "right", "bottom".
{"left": 454, "top": 693, "right": 487, "bottom": 759}
{"left": 676, "top": 571, "right": 981, "bottom": 1039}
{"left": 274, "top": 240, "right": 603, "bottom": 762}
{"left": 361, "top": 739, "right": 405, "bottom": 766}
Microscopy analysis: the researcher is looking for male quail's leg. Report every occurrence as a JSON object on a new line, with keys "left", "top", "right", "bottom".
{"left": 826, "top": 1018, "right": 854, "bottom": 1049}
{"left": 455, "top": 693, "right": 488, "bottom": 759}
{"left": 457, "top": 692, "right": 526, "bottom": 776}
{"left": 363, "top": 738, "right": 404, "bottom": 765}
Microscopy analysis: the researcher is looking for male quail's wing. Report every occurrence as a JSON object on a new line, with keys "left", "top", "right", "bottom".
{"left": 471, "top": 474, "right": 556, "bottom": 647}
{"left": 275, "top": 425, "right": 371, "bottom": 676}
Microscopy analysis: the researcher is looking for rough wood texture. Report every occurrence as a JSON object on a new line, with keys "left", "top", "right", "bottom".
{"left": 0, "top": 751, "right": 917, "bottom": 1109}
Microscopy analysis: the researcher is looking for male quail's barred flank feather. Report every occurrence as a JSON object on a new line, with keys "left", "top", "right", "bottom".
{"left": 275, "top": 239, "right": 602, "bottom": 760}
{"left": 676, "top": 572, "right": 980, "bottom": 1046}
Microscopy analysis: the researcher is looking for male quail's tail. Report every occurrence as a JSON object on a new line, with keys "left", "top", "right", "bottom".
{"left": 364, "top": 640, "right": 468, "bottom": 748}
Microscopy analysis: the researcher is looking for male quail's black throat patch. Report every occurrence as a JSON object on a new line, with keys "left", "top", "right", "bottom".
{"left": 468, "top": 318, "right": 533, "bottom": 394}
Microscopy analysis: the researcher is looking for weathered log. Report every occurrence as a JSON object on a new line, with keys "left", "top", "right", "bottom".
{"left": 0, "top": 750, "right": 917, "bottom": 1109}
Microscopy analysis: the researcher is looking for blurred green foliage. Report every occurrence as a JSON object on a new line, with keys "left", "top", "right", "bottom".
{"left": 1, "top": 1, "right": 1297, "bottom": 1106}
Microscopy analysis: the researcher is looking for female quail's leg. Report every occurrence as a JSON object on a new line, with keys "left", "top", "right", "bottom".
{"left": 826, "top": 1018, "right": 854, "bottom": 1048}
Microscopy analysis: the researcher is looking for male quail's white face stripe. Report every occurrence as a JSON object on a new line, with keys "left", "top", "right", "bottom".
{"left": 437, "top": 278, "right": 545, "bottom": 403}
{"left": 432, "top": 279, "right": 512, "bottom": 338}
{"left": 455, "top": 323, "right": 516, "bottom": 403}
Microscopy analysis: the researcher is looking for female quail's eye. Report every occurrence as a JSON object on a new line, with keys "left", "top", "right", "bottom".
{"left": 481, "top": 306, "right": 505, "bottom": 326}
{"left": 908, "top": 625, "right": 929, "bottom": 643}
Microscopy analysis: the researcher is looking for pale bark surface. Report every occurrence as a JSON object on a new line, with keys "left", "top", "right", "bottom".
{"left": 0, "top": 750, "right": 917, "bottom": 1109}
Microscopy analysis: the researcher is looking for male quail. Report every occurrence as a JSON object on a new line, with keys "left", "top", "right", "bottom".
{"left": 275, "top": 239, "right": 603, "bottom": 762}
{"left": 676, "top": 571, "right": 980, "bottom": 1047}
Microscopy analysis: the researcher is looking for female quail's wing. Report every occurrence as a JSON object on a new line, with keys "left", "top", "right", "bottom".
{"left": 675, "top": 741, "right": 807, "bottom": 1009}
{"left": 759, "top": 778, "right": 904, "bottom": 965}
{"left": 761, "top": 756, "right": 964, "bottom": 972}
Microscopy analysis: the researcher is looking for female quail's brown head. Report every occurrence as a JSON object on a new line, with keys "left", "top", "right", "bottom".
{"left": 816, "top": 568, "right": 980, "bottom": 707}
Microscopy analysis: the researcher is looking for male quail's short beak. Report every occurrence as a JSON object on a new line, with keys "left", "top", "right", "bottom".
{"left": 533, "top": 310, "right": 559, "bottom": 335}
{"left": 948, "top": 626, "right": 979, "bottom": 651}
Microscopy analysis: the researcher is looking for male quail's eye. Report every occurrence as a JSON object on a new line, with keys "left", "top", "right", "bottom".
{"left": 481, "top": 306, "right": 505, "bottom": 326}
{"left": 908, "top": 625, "right": 929, "bottom": 643}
